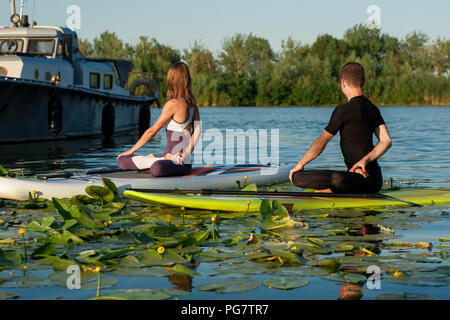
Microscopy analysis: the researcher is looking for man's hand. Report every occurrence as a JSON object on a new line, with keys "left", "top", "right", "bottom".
{"left": 117, "top": 150, "right": 134, "bottom": 160}
{"left": 289, "top": 163, "right": 305, "bottom": 183}
{"left": 350, "top": 159, "right": 369, "bottom": 179}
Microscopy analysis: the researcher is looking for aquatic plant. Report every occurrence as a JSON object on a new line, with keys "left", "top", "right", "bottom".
{"left": 0, "top": 178, "right": 449, "bottom": 300}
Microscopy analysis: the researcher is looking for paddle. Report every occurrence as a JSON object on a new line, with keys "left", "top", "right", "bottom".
{"left": 37, "top": 173, "right": 74, "bottom": 180}
{"left": 128, "top": 188, "right": 423, "bottom": 207}
{"left": 37, "top": 169, "right": 126, "bottom": 180}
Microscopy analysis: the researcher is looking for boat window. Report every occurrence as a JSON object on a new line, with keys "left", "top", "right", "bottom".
{"left": 104, "top": 75, "right": 113, "bottom": 90}
{"left": 0, "top": 39, "right": 24, "bottom": 54}
{"left": 90, "top": 73, "right": 100, "bottom": 89}
{"left": 27, "top": 39, "right": 55, "bottom": 56}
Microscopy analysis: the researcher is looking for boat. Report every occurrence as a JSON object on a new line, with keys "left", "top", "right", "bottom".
{"left": 123, "top": 188, "right": 450, "bottom": 212}
{"left": 0, "top": 164, "right": 293, "bottom": 201}
{"left": 0, "top": 0, "right": 161, "bottom": 143}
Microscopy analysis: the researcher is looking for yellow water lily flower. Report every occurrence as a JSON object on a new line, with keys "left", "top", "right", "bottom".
{"left": 211, "top": 215, "right": 217, "bottom": 222}
{"left": 31, "top": 190, "right": 37, "bottom": 195}
{"left": 95, "top": 266, "right": 101, "bottom": 273}
{"left": 247, "top": 200, "right": 251, "bottom": 205}
{"left": 394, "top": 270, "right": 403, "bottom": 278}
{"left": 157, "top": 246, "right": 165, "bottom": 255}
{"left": 244, "top": 176, "right": 248, "bottom": 180}
{"left": 19, "top": 228, "right": 26, "bottom": 235}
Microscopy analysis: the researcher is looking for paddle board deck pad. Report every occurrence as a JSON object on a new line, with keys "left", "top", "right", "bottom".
{"left": 123, "top": 189, "right": 450, "bottom": 212}
{"left": 0, "top": 164, "right": 292, "bottom": 201}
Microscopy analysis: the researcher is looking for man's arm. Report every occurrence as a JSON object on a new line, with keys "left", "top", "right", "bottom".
{"left": 289, "top": 130, "right": 334, "bottom": 182}
{"left": 350, "top": 124, "right": 392, "bottom": 176}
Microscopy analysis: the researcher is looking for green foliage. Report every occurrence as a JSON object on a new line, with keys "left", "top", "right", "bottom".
{"left": 0, "top": 175, "right": 449, "bottom": 299}
{"left": 85, "top": 186, "right": 115, "bottom": 205}
{"left": 263, "top": 277, "right": 309, "bottom": 290}
{"left": 0, "top": 164, "right": 9, "bottom": 176}
{"left": 80, "top": 26, "right": 449, "bottom": 106}
{"left": 183, "top": 41, "right": 217, "bottom": 77}
{"left": 0, "top": 164, "right": 16, "bottom": 178}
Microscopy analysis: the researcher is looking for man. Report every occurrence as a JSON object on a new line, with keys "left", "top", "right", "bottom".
{"left": 289, "top": 62, "right": 392, "bottom": 194}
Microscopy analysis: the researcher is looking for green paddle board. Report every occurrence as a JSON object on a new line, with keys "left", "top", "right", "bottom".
{"left": 124, "top": 188, "right": 450, "bottom": 212}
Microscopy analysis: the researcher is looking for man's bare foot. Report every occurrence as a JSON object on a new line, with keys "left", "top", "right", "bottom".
{"left": 315, "top": 189, "right": 333, "bottom": 193}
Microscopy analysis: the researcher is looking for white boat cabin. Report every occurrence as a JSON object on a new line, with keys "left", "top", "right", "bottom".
{"left": 0, "top": 26, "right": 130, "bottom": 96}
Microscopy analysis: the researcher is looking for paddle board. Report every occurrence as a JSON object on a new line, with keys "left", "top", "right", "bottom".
{"left": 123, "top": 188, "right": 450, "bottom": 212}
{"left": 0, "top": 164, "right": 292, "bottom": 201}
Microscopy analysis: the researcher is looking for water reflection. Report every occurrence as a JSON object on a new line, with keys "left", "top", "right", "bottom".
{"left": 334, "top": 210, "right": 385, "bottom": 300}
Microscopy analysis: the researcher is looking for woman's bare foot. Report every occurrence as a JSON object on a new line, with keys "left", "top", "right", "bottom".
{"left": 146, "top": 154, "right": 157, "bottom": 158}
{"left": 315, "top": 189, "right": 333, "bottom": 193}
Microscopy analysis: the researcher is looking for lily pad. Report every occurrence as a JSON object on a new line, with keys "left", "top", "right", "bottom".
{"left": 1, "top": 275, "right": 47, "bottom": 288}
{"left": 248, "top": 249, "right": 304, "bottom": 266}
{"left": 49, "top": 272, "right": 117, "bottom": 289}
{"left": 198, "top": 279, "right": 261, "bottom": 294}
{"left": 48, "top": 231, "right": 84, "bottom": 245}
{"left": 0, "top": 291, "right": 20, "bottom": 300}
{"left": 86, "top": 186, "right": 115, "bottom": 204}
{"left": 71, "top": 195, "right": 96, "bottom": 206}
{"left": 376, "top": 292, "right": 437, "bottom": 300}
{"left": 196, "top": 249, "right": 243, "bottom": 262}
{"left": 102, "top": 178, "right": 118, "bottom": 199}
{"left": 263, "top": 277, "right": 309, "bottom": 290}
{"left": 108, "top": 267, "right": 171, "bottom": 277}
{"left": 141, "top": 249, "right": 188, "bottom": 266}
{"left": 171, "top": 264, "right": 200, "bottom": 276}
{"left": 98, "top": 248, "right": 133, "bottom": 261}
{"left": 321, "top": 272, "right": 367, "bottom": 284}
{"left": 0, "top": 249, "right": 22, "bottom": 268}
{"left": 96, "top": 289, "right": 171, "bottom": 300}
{"left": 31, "top": 243, "right": 56, "bottom": 259}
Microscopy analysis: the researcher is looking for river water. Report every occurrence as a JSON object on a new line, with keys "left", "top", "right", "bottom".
{"left": 0, "top": 106, "right": 449, "bottom": 300}
{"left": 1, "top": 106, "right": 450, "bottom": 189}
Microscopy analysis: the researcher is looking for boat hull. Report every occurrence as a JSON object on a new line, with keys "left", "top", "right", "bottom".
{"left": 0, "top": 77, "right": 157, "bottom": 143}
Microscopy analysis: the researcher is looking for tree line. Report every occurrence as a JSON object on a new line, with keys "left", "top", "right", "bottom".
{"left": 79, "top": 24, "right": 450, "bottom": 106}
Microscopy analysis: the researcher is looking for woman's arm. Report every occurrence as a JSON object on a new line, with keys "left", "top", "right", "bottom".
{"left": 182, "top": 107, "right": 201, "bottom": 163}
{"left": 117, "top": 102, "right": 176, "bottom": 159}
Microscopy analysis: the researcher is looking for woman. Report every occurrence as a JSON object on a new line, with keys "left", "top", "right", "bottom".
{"left": 117, "top": 62, "right": 201, "bottom": 177}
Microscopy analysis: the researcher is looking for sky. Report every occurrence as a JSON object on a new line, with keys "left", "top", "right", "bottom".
{"left": 1, "top": 0, "right": 449, "bottom": 54}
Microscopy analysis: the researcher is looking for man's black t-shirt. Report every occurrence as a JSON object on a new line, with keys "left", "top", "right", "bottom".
{"left": 325, "top": 95, "right": 385, "bottom": 171}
